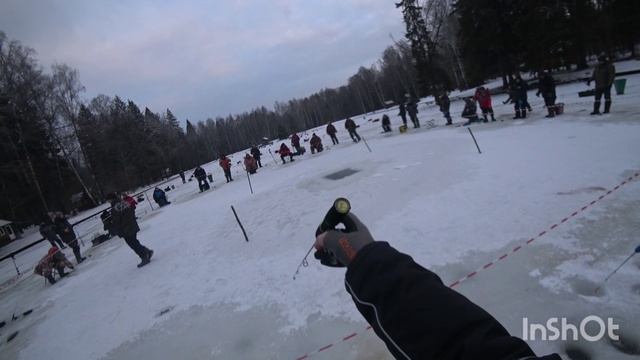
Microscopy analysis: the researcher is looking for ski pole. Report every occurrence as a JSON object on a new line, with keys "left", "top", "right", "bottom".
{"left": 245, "top": 170, "right": 253, "bottom": 194}
{"left": 361, "top": 136, "right": 372, "bottom": 153}
{"left": 467, "top": 127, "right": 482, "bottom": 154}
{"left": 268, "top": 149, "right": 278, "bottom": 165}
{"left": 594, "top": 245, "right": 640, "bottom": 294}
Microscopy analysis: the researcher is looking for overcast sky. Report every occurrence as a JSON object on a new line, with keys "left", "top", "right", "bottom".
{"left": 1, "top": 0, "right": 405, "bottom": 123}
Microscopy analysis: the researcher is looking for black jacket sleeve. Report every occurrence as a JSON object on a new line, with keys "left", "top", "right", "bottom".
{"left": 344, "top": 242, "right": 560, "bottom": 360}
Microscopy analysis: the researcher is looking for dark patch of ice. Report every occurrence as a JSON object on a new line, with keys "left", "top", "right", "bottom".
{"left": 324, "top": 168, "right": 360, "bottom": 180}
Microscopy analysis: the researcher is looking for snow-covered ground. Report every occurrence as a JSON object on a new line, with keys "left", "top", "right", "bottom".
{"left": 1, "top": 69, "right": 640, "bottom": 360}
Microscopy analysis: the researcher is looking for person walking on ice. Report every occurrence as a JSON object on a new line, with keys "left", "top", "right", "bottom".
{"left": 106, "top": 192, "right": 154, "bottom": 268}
{"left": 326, "top": 121, "right": 339, "bottom": 145}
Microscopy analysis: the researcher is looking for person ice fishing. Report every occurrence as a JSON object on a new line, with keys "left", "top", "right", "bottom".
{"left": 278, "top": 143, "right": 295, "bottom": 164}
{"left": 106, "top": 192, "right": 153, "bottom": 268}
{"left": 193, "top": 165, "right": 209, "bottom": 191}
{"left": 588, "top": 55, "right": 616, "bottom": 115}
{"left": 326, "top": 121, "right": 339, "bottom": 145}
{"left": 53, "top": 212, "right": 85, "bottom": 264}
{"left": 291, "top": 133, "right": 303, "bottom": 155}
{"left": 536, "top": 71, "right": 557, "bottom": 118}
{"left": 474, "top": 87, "right": 496, "bottom": 122}
{"left": 381, "top": 114, "right": 392, "bottom": 133}
{"left": 398, "top": 102, "right": 408, "bottom": 127}
{"left": 504, "top": 77, "right": 527, "bottom": 119}
{"left": 219, "top": 155, "right": 233, "bottom": 183}
{"left": 313, "top": 212, "right": 561, "bottom": 360}
{"left": 244, "top": 153, "right": 258, "bottom": 174}
{"left": 344, "top": 118, "right": 361, "bottom": 143}
{"left": 34, "top": 247, "right": 75, "bottom": 285}
{"left": 310, "top": 133, "right": 324, "bottom": 154}
{"left": 39, "top": 219, "right": 66, "bottom": 249}
{"left": 461, "top": 97, "right": 481, "bottom": 126}
{"left": 152, "top": 187, "right": 170, "bottom": 207}
{"left": 406, "top": 99, "right": 420, "bottom": 128}
{"left": 250, "top": 145, "right": 263, "bottom": 168}
{"left": 436, "top": 93, "right": 452, "bottom": 125}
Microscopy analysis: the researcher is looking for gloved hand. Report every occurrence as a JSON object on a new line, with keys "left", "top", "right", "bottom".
{"left": 635, "top": 245, "right": 640, "bottom": 253}
{"left": 314, "top": 213, "right": 374, "bottom": 267}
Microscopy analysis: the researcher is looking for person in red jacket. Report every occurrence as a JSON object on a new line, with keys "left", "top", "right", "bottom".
{"left": 278, "top": 143, "right": 294, "bottom": 164}
{"left": 243, "top": 153, "right": 258, "bottom": 174}
{"left": 326, "top": 122, "right": 339, "bottom": 145}
{"left": 291, "top": 133, "right": 302, "bottom": 155}
{"left": 219, "top": 155, "right": 233, "bottom": 183}
{"left": 473, "top": 87, "right": 496, "bottom": 122}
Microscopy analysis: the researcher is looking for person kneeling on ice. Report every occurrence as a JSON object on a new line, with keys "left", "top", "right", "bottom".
{"left": 277, "top": 143, "right": 295, "bottom": 164}
{"left": 106, "top": 192, "right": 154, "bottom": 268}
{"left": 244, "top": 153, "right": 258, "bottom": 174}
{"left": 152, "top": 187, "right": 170, "bottom": 207}
{"left": 34, "top": 247, "right": 75, "bottom": 285}
{"left": 314, "top": 213, "right": 561, "bottom": 360}
{"left": 310, "top": 133, "right": 324, "bottom": 154}
{"left": 462, "top": 97, "right": 481, "bottom": 126}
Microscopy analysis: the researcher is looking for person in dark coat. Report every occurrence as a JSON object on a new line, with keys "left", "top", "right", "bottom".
{"left": 504, "top": 77, "right": 527, "bottom": 119}
{"left": 193, "top": 165, "right": 209, "bottom": 192}
{"left": 436, "top": 93, "right": 452, "bottom": 125}
{"left": 344, "top": 118, "right": 361, "bottom": 143}
{"left": 179, "top": 171, "right": 186, "bottom": 184}
{"left": 309, "top": 133, "right": 324, "bottom": 154}
{"left": 152, "top": 187, "right": 170, "bottom": 207}
{"left": 40, "top": 220, "right": 66, "bottom": 249}
{"left": 34, "top": 247, "right": 75, "bottom": 285}
{"left": 398, "top": 102, "right": 408, "bottom": 126}
{"left": 219, "top": 155, "right": 233, "bottom": 183}
{"left": 474, "top": 87, "right": 496, "bottom": 122}
{"left": 244, "top": 153, "right": 258, "bottom": 174}
{"left": 406, "top": 99, "right": 420, "bottom": 128}
{"left": 588, "top": 55, "right": 616, "bottom": 115}
{"left": 101, "top": 209, "right": 115, "bottom": 238}
{"left": 106, "top": 192, "right": 153, "bottom": 268}
{"left": 250, "top": 146, "right": 263, "bottom": 168}
{"left": 53, "top": 213, "right": 85, "bottom": 264}
{"left": 326, "top": 122, "right": 339, "bottom": 145}
{"left": 313, "top": 212, "right": 561, "bottom": 360}
{"left": 278, "top": 143, "right": 294, "bottom": 164}
{"left": 291, "top": 133, "right": 303, "bottom": 155}
{"left": 536, "top": 71, "right": 557, "bottom": 118}
{"left": 461, "top": 97, "right": 481, "bottom": 126}
{"left": 381, "top": 114, "right": 392, "bottom": 133}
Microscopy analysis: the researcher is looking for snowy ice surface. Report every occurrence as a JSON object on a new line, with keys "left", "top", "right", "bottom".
{"left": 1, "top": 69, "right": 640, "bottom": 360}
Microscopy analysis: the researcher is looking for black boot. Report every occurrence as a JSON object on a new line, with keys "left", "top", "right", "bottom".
{"left": 137, "top": 253, "right": 151, "bottom": 268}
{"left": 604, "top": 100, "right": 611, "bottom": 114}
{"left": 46, "top": 275, "right": 56, "bottom": 285}
{"left": 483, "top": 114, "right": 488, "bottom": 123}
{"left": 546, "top": 107, "right": 555, "bottom": 118}
{"left": 491, "top": 114, "right": 496, "bottom": 122}
{"left": 591, "top": 101, "right": 601, "bottom": 115}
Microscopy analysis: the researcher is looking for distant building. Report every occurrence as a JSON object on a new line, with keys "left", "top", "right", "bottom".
{"left": 0, "top": 219, "right": 17, "bottom": 246}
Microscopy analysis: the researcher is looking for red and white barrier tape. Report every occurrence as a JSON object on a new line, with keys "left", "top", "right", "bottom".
{"left": 294, "top": 172, "right": 640, "bottom": 359}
